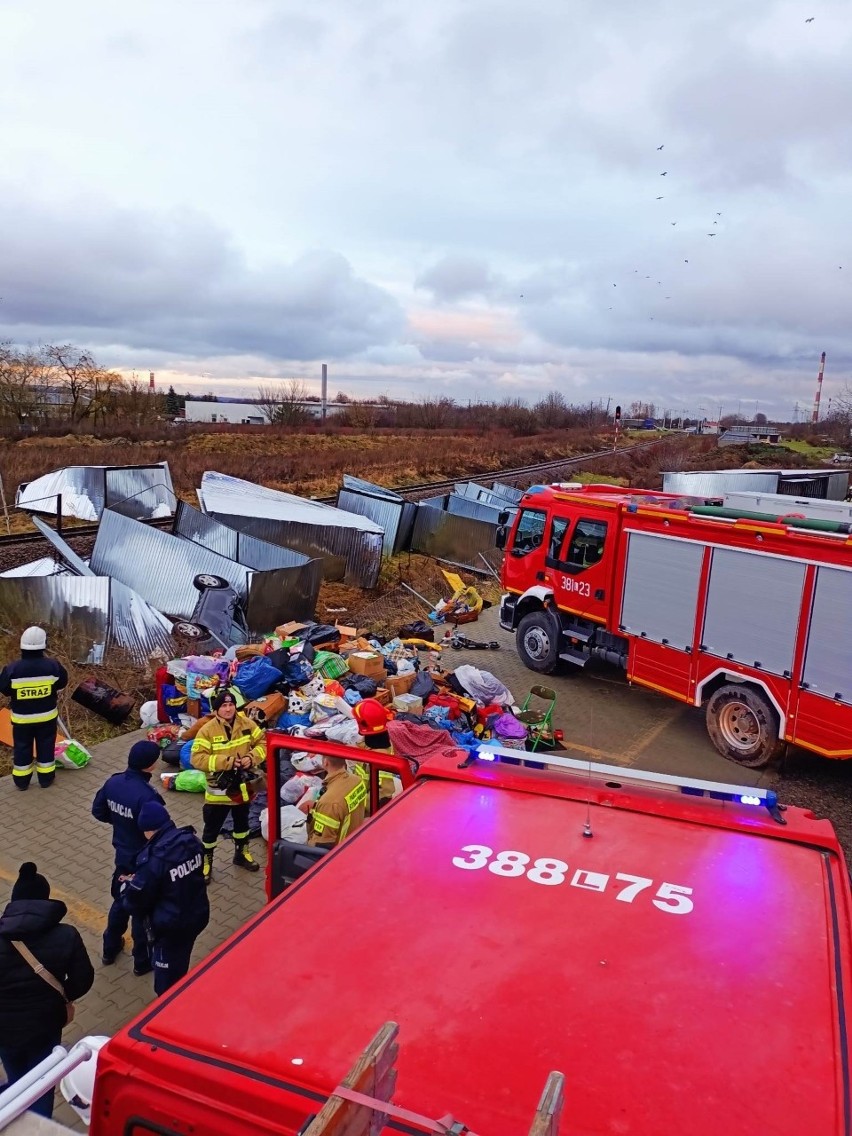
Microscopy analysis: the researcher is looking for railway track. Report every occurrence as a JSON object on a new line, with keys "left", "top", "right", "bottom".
{"left": 0, "top": 434, "right": 674, "bottom": 550}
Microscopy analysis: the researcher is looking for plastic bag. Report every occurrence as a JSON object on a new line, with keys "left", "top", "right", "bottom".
{"left": 139, "top": 701, "right": 160, "bottom": 728}
{"left": 54, "top": 739, "right": 91, "bottom": 770}
{"left": 232, "top": 655, "right": 283, "bottom": 700}
{"left": 277, "top": 656, "right": 315, "bottom": 687}
{"left": 172, "top": 769, "right": 207, "bottom": 793}
{"left": 278, "top": 804, "right": 309, "bottom": 843}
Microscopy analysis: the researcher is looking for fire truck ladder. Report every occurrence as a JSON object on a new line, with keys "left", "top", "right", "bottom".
{"left": 301, "top": 1022, "right": 565, "bottom": 1136}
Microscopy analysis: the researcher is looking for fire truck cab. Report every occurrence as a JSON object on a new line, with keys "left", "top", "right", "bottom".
{"left": 88, "top": 735, "right": 852, "bottom": 1136}
{"left": 499, "top": 483, "right": 852, "bottom": 768}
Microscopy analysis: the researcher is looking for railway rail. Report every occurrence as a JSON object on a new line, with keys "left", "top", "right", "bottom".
{"left": 0, "top": 434, "right": 673, "bottom": 550}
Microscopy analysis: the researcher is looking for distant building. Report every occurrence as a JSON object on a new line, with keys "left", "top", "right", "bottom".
{"left": 718, "top": 424, "right": 783, "bottom": 447}
{"left": 183, "top": 398, "right": 351, "bottom": 425}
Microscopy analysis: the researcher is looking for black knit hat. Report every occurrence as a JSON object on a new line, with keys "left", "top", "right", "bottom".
{"left": 11, "top": 862, "right": 50, "bottom": 902}
{"left": 212, "top": 688, "right": 237, "bottom": 712}
{"left": 127, "top": 740, "right": 161, "bottom": 771}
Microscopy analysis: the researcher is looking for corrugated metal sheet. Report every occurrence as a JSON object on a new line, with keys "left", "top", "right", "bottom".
{"left": 173, "top": 501, "right": 323, "bottom": 623}
{"left": 337, "top": 475, "right": 411, "bottom": 556}
{"left": 94, "top": 507, "right": 323, "bottom": 633}
{"left": 210, "top": 512, "right": 383, "bottom": 588}
{"left": 244, "top": 560, "right": 324, "bottom": 627}
{"left": 199, "top": 471, "right": 383, "bottom": 532}
{"left": 91, "top": 509, "right": 251, "bottom": 617}
{"left": 446, "top": 494, "right": 512, "bottom": 524}
{"left": 411, "top": 503, "right": 499, "bottom": 571}
{"left": 723, "top": 492, "right": 852, "bottom": 522}
{"left": 199, "top": 471, "right": 383, "bottom": 587}
{"left": 0, "top": 576, "right": 109, "bottom": 663}
{"left": 31, "top": 517, "right": 96, "bottom": 576}
{"left": 108, "top": 579, "right": 176, "bottom": 663}
{"left": 490, "top": 481, "right": 524, "bottom": 504}
{"left": 16, "top": 464, "right": 174, "bottom": 521}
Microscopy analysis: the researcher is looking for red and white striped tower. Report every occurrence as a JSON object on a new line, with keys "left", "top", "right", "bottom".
{"left": 811, "top": 352, "right": 826, "bottom": 423}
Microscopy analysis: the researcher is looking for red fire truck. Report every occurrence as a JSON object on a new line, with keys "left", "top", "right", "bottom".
{"left": 498, "top": 483, "right": 852, "bottom": 767}
{"left": 87, "top": 735, "right": 852, "bottom": 1136}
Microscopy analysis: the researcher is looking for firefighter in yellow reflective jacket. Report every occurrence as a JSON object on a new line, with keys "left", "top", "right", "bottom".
{"left": 190, "top": 690, "right": 265, "bottom": 883}
{"left": 307, "top": 756, "right": 367, "bottom": 848}
{"left": 0, "top": 627, "right": 68, "bottom": 790}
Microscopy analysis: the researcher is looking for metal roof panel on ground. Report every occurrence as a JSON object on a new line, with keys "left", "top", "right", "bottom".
{"left": 664, "top": 468, "right": 850, "bottom": 500}
{"left": 16, "top": 463, "right": 174, "bottom": 521}
{"left": 199, "top": 472, "right": 383, "bottom": 588}
{"left": 198, "top": 471, "right": 383, "bottom": 532}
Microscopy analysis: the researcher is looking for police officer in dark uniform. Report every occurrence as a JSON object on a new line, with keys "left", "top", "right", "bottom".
{"left": 122, "top": 801, "right": 210, "bottom": 996}
{"left": 0, "top": 627, "right": 68, "bottom": 790}
{"left": 91, "top": 740, "right": 164, "bottom": 974}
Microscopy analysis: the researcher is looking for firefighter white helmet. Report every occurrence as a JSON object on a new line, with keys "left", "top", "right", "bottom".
{"left": 20, "top": 626, "right": 47, "bottom": 651}
{"left": 60, "top": 1036, "right": 111, "bottom": 1125}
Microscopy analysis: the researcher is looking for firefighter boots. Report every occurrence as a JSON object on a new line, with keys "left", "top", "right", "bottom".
{"left": 233, "top": 840, "right": 259, "bottom": 873}
{"left": 203, "top": 848, "right": 214, "bottom": 886}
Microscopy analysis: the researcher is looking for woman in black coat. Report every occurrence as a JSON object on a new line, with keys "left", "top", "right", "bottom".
{"left": 0, "top": 862, "right": 95, "bottom": 1118}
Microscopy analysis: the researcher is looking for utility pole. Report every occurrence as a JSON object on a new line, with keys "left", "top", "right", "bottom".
{"left": 321, "top": 363, "right": 328, "bottom": 422}
{"left": 811, "top": 351, "right": 826, "bottom": 423}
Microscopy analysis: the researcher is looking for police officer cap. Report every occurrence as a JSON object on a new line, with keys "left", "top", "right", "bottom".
{"left": 127, "top": 740, "right": 161, "bottom": 771}
{"left": 138, "top": 801, "right": 171, "bottom": 833}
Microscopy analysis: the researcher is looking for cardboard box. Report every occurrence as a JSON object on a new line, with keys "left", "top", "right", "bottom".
{"left": 374, "top": 687, "right": 393, "bottom": 707}
{"left": 393, "top": 693, "right": 423, "bottom": 715}
{"left": 348, "top": 651, "right": 386, "bottom": 677}
{"left": 275, "top": 622, "right": 306, "bottom": 637}
{"left": 386, "top": 672, "right": 416, "bottom": 697}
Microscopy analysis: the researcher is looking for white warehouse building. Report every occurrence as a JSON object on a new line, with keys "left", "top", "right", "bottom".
{"left": 183, "top": 399, "right": 347, "bottom": 424}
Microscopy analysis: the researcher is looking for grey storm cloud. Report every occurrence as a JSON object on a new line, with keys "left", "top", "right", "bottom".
{"left": 0, "top": 0, "right": 849, "bottom": 414}
{"left": 0, "top": 194, "right": 404, "bottom": 361}
{"left": 415, "top": 256, "right": 502, "bottom": 301}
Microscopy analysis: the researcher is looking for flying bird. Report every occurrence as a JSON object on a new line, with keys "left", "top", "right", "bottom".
{"left": 656, "top": 196, "right": 664, "bottom": 200}
{"left": 665, "top": 296, "right": 671, "bottom": 300}
{"left": 805, "top": 17, "right": 814, "bottom": 22}
{"left": 713, "top": 220, "right": 718, "bottom": 224}
{"left": 613, "top": 283, "right": 617, "bottom": 287}
{"left": 657, "top": 144, "right": 664, "bottom": 150}
{"left": 671, "top": 221, "right": 677, "bottom": 226}
{"left": 707, "top": 233, "right": 716, "bottom": 237}
{"left": 684, "top": 259, "right": 689, "bottom": 263}
{"left": 716, "top": 212, "right": 722, "bottom": 216}
{"left": 660, "top": 171, "right": 667, "bottom": 176}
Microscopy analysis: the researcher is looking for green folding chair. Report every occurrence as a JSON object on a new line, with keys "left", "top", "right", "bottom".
{"left": 516, "top": 686, "right": 557, "bottom": 752}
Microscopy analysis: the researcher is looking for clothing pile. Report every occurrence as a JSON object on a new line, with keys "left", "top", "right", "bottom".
{"left": 144, "top": 611, "right": 529, "bottom": 800}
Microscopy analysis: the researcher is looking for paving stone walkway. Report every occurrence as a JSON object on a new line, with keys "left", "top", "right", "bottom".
{"left": 0, "top": 728, "right": 267, "bottom": 1130}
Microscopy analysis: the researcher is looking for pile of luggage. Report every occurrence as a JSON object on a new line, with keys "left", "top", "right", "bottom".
{"left": 143, "top": 616, "right": 534, "bottom": 765}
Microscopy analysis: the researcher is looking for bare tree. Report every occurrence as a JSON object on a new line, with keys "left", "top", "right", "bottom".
{"left": 256, "top": 379, "right": 312, "bottom": 426}
{"left": 0, "top": 343, "right": 52, "bottom": 424}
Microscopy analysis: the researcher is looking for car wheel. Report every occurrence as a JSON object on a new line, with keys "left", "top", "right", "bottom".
{"left": 516, "top": 611, "right": 560, "bottom": 674}
{"left": 173, "top": 621, "right": 207, "bottom": 640}
{"left": 193, "top": 574, "right": 230, "bottom": 591}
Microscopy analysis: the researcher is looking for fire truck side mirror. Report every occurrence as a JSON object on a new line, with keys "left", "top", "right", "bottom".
{"left": 496, "top": 526, "right": 507, "bottom": 550}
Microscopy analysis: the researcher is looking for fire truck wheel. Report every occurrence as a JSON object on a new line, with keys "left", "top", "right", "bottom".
{"left": 705, "top": 685, "right": 783, "bottom": 769}
{"left": 516, "top": 611, "right": 560, "bottom": 674}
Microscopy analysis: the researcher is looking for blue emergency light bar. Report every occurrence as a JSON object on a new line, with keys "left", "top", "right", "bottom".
{"left": 462, "top": 746, "right": 785, "bottom": 824}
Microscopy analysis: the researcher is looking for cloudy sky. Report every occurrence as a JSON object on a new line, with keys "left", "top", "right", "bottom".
{"left": 0, "top": 0, "right": 850, "bottom": 418}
